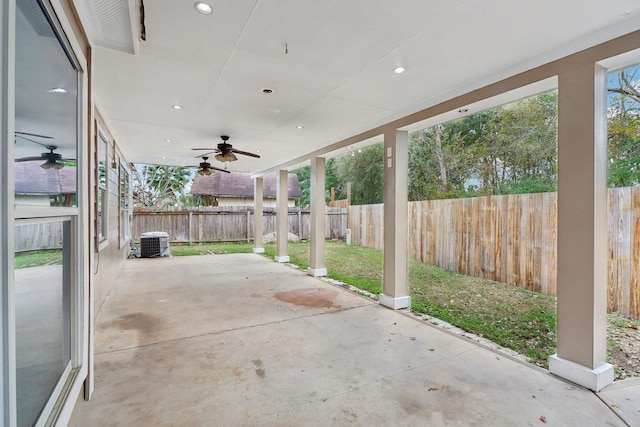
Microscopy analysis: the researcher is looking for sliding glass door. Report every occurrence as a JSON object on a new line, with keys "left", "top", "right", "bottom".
{"left": 12, "top": 0, "right": 82, "bottom": 425}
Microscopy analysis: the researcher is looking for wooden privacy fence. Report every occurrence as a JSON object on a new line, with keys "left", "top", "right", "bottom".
{"left": 132, "top": 207, "right": 347, "bottom": 243}
{"left": 348, "top": 187, "right": 640, "bottom": 319}
{"left": 15, "top": 222, "right": 64, "bottom": 252}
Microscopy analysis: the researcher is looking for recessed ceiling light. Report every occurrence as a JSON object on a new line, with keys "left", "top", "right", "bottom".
{"left": 173, "top": 104, "right": 183, "bottom": 110}
{"left": 458, "top": 108, "right": 469, "bottom": 113}
{"left": 393, "top": 66, "right": 405, "bottom": 74}
{"left": 262, "top": 88, "right": 274, "bottom": 94}
{"left": 165, "top": 139, "right": 171, "bottom": 143}
{"left": 48, "top": 87, "right": 67, "bottom": 93}
{"left": 161, "top": 156, "right": 167, "bottom": 160}
{"left": 296, "top": 125, "right": 304, "bottom": 129}
{"left": 194, "top": 2, "right": 213, "bottom": 15}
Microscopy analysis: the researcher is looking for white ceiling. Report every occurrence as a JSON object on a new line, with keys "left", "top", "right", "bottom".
{"left": 82, "top": 0, "right": 640, "bottom": 174}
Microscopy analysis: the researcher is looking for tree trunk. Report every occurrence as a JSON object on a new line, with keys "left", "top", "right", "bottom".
{"left": 434, "top": 124, "right": 447, "bottom": 192}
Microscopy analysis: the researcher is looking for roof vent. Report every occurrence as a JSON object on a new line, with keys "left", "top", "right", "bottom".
{"left": 93, "top": 0, "right": 140, "bottom": 53}
{"left": 71, "top": 0, "right": 142, "bottom": 54}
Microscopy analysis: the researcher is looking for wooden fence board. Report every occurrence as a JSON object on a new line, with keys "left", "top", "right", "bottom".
{"left": 348, "top": 188, "right": 640, "bottom": 319}
{"left": 15, "top": 222, "right": 64, "bottom": 252}
{"left": 130, "top": 207, "right": 347, "bottom": 244}
{"left": 631, "top": 189, "right": 640, "bottom": 318}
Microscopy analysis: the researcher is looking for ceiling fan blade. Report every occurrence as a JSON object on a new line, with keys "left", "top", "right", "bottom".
{"left": 210, "top": 166, "right": 231, "bottom": 173}
{"left": 15, "top": 134, "right": 57, "bottom": 150}
{"left": 230, "top": 148, "right": 260, "bottom": 158}
{"left": 196, "top": 151, "right": 218, "bottom": 158}
{"left": 15, "top": 131, "right": 53, "bottom": 139}
{"left": 191, "top": 148, "right": 218, "bottom": 151}
{"left": 15, "top": 156, "right": 44, "bottom": 162}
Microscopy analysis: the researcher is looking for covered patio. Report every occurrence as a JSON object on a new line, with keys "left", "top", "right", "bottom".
{"left": 69, "top": 254, "right": 636, "bottom": 426}
{"left": 3, "top": 1, "right": 640, "bottom": 425}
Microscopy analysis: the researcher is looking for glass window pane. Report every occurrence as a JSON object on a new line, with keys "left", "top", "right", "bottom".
{"left": 15, "top": 220, "right": 72, "bottom": 427}
{"left": 14, "top": 0, "right": 78, "bottom": 207}
{"left": 120, "top": 164, "right": 131, "bottom": 243}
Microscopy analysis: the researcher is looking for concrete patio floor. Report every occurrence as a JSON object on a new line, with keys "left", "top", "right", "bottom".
{"left": 69, "top": 253, "right": 638, "bottom": 426}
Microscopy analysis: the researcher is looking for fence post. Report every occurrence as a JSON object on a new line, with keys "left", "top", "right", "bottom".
{"left": 298, "top": 209, "right": 302, "bottom": 240}
{"left": 188, "top": 211, "right": 192, "bottom": 244}
{"left": 247, "top": 210, "right": 251, "bottom": 243}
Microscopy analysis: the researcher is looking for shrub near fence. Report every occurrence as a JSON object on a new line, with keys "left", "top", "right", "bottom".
{"left": 132, "top": 206, "right": 347, "bottom": 243}
{"left": 348, "top": 187, "right": 640, "bottom": 320}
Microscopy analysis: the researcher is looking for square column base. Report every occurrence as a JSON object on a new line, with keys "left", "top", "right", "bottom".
{"left": 379, "top": 294, "right": 411, "bottom": 310}
{"left": 307, "top": 267, "right": 327, "bottom": 277}
{"left": 252, "top": 247, "right": 265, "bottom": 254}
{"left": 549, "top": 354, "right": 614, "bottom": 392}
{"left": 274, "top": 255, "right": 290, "bottom": 263}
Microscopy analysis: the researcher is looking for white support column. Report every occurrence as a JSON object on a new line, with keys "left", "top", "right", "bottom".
{"left": 380, "top": 129, "right": 410, "bottom": 310}
{"left": 549, "top": 64, "right": 613, "bottom": 392}
{"left": 252, "top": 177, "right": 264, "bottom": 254}
{"left": 274, "top": 170, "right": 290, "bottom": 263}
{"left": 308, "top": 157, "right": 327, "bottom": 277}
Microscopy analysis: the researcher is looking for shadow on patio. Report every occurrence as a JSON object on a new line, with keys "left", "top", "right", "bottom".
{"left": 70, "top": 254, "right": 631, "bottom": 426}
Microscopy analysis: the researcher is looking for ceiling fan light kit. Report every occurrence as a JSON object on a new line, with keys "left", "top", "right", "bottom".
{"left": 41, "top": 159, "right": 64, "bottom": 170}
{"left": 190, "top": 156, "right": 231, "bottom": 175}
{"left": 191, "top": 135, "right": 260, "bottom": 167}
{"left": 215, "top": 151, "right": 237, "bottom": 162}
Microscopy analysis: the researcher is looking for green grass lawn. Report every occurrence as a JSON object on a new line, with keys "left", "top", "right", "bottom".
{"left": 15, "top": 250, "right": 63, "bottom": 269}
{"left": 170, "top": 242, "right": 256, "bottom": 256}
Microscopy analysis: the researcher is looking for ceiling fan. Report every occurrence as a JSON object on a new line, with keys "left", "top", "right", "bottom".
{"left": 192, "top": 135, "right": 260, "bottom": 163}
{"left": 187, "top": 156, "right": 230, "bottom": 176}
{"left": 14, "top": 132, "right": 75, "bottom": 169}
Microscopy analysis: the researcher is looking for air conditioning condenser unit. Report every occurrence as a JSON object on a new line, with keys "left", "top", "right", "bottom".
{"left": 139, "top": 231, "right": 170, "bottom": 258}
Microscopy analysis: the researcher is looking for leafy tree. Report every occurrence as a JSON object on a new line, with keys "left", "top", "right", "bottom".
{"left": 481, "top": 91, "right": 558, "bottom": 194}
{"left": 325, "top": 157, "right": 347, "bottom": 201}
{"left": 132, "top": 164, "right": 191, "bottom": 208}
{"left": 409, "top": 128, "right": 465, "bottom": 200}
{"left": 336, "top": 144, "right": 384, "bottom": 205}
{"left": 292, "top": 166, "right": 311, "bottom": 206}
{"left": 292, "top": 158, "right": 347, "bottom": 207}
{"left": 607, "top": 66, "right": 640, "bottom": 187}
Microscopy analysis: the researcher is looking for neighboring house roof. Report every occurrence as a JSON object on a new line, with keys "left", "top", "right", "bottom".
{"left": 14, "top": 161, "right": 76, "bottom": 195}
{"left": 191, "top": 172, "right": 303, "bottom": 199}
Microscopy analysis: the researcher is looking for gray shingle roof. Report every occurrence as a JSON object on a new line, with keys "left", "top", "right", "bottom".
{"left": 190, "top": 172, "right": 302, "bottom": 198}
{"left": 14, "top": 161, "right": 77, "bottom": 195}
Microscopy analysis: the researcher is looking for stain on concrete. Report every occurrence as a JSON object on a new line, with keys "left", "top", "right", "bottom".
{"left": 251, "top": 359, "right": 266, "bottom": 378}
{"left": 250, "top": 293, "right": 262, "bottom": 298}
{"left": 401, "top": 399, "right": 424, "bottom": 416}
{"left": 275, "top": 288, "right": 338, "bottom": 308}
{"left": 110, "top": 312, "right": 158, "bottom": 335}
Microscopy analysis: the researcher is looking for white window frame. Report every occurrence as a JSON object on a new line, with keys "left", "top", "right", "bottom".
{"left": 97, "top": 130, "right": 109, "bottom": 251}
{"left": 119, "top": 160, "right": 131, "bottom": 248}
